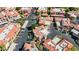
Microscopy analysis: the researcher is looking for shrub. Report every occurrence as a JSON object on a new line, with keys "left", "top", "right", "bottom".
{"left": 16, "top": 7, "right": 21, "bottom": 11}
{"left": 0, "top": 45, "right": 6, "bottom": 51}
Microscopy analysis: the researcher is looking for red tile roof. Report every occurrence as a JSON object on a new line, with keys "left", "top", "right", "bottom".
{"left": 39, "top": 20, "right": 45, "bottom": 25}
{"left": 46, "top": 17, "right": 53, "bottom": 21}
{"left": 0, "top": 40, "right": 5, "bottom": 45}
{"left": 41, "top": 10, "right": 47, "bottom": 13}
{"left": 41, "top": 14, "right": 48, "bottom": 17}
{"left": 43, "top": 35, "right": 73, "bottom": 51}
{"left": 43, "top": 39, "right": 56, "bottom": 51}
{"left": 0, "top": 10, "right": 19, "bottom": 20}
{"left": 24, "top": 13, "right": 28, "bottom": 16}
{"left": 55, "top": 17, "right": 63, "bottom": 22}
{"left": 33, "top": 28, "right": 43, "bottom": 38}
{"left": 24, "top": 43, "right": 32, "bottom": 51}
{"left": 0, "top": 23, "right": 21, "bottom": 45}
{"left": 62, "top": 18, "right": 71, "bottom": 26}
{"left": 0, "top": 26, "right": 6, "bottom": 33}
{"left": 74, "top": 24, "right": 79, "bottom": 30}
{"left": 37, "top": 10, "right": 41, "bottom": 12}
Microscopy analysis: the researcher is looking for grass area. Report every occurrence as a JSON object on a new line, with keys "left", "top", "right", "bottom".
{"left": 31, "top": 24, "right": 39, "bottom": 29}
{"left": 69, "top": 47, "right": 79, "bottom": 51}
{"left": 33, "top": 36, "right": 37, "bottom": 41}
{"left": 35, "top": 41, "right": 44, "bottom": 51}
{"left": 15, "top": 9, "right": 26, "bottom": 26}
{"left": 19, "top": 11, "right": 25, "bottom": 18}
{"left": 35, "top": 11, "right": 41, "bottom": 16}
{"left": 33, "top": 36, "right": 44, "bottom": 51}
{"left": 31, "top": 19, "right": 39, "bottom": 30}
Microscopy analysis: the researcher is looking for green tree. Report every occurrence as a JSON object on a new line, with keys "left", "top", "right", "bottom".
{"left": 64, "top": 8, "right": 70, "bottom": 12}
{"left": 0, "top": 45, "right": 6, "bottom": 51}
{"left": 64, "top": 7, "right": 79, "bottom": 12}
{"left": 31, "top": 19, "right": 39, "bottom": 29}
{"left": 35, "top": 11, "right": 40, "bottom": 16}
{"left": 36, "top": 41, "right": 43, "bottom": 51}
{"left": 47, "top": 7, "right": 51, "bottom": 15}
{"left": 16, "top": 18, "right": 25, "bottom": 26}
{"left": 34, "top": 8, "right": 40, "bottom": 16}
{"left": 31, "top": 23, "right": 39, "bottom": 29}
{"left": 68, "top": 7, "right": 77, "bottom": 11}
{"left": 64, "top": 12, "right": 70, "bottom": 18}
{"left": 16, "top": 7, "right": 21, "bottom": 11}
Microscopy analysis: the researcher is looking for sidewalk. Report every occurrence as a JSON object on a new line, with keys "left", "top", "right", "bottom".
{"left": 8, "top": 43, "right": 17, "bottom": 51}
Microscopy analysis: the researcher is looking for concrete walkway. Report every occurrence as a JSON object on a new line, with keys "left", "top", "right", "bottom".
{"left": 8, "top": 43, "right": 17, "bottom": 51}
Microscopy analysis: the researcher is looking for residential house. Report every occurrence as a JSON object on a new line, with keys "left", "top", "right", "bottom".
{"left": 43, "top": 35, "right": 73, "bottom": 51}
{"left": 37, "top": 7, "right": 48, "bottom": 17}
{"left": 0, "top": 23, "right": 21, "bottom": 49}
{"left": 33, "top": 27, "right": 44, "bottom": 42}
{"left": 38, "top": 17, "right": 52, "bottom": 26}
{"left": 50, "top": 8, "right": 65, "bottom": 17}
{"left": 33, "top": 25, "right": 50, "bottom": 41}
{"left": 62, "top": 18, "right": 71, "bottom": 27}
{"left": 23, "top": 41, "right": 38, "bottom": 51}
{"left": 0, "top": 8, "right": 21, "bottom": 25}
{"left": 20, "top": 7, "right": 32, "bottom": 16}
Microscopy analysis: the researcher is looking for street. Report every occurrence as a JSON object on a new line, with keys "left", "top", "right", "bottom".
{"left": 8, "top": 8, "right": 79, "bottom": 51}
{"left": 8, "top": 8, "right": 36, "bottom": 51}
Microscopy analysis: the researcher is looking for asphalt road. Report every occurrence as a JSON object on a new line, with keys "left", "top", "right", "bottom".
{"left": 8, "top": 8, "right": 79, "bottom": 51}
{"left": 14, "top": 15, "right": 34, "bottom": 50}
{"left": 8, "top": 8, "right": 36, "bottom": 51}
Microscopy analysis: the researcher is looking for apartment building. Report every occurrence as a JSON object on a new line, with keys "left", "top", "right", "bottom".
{"left": 0, "top": 23, "right": 21, "bottom": 50}
{"left": 43, "top": 35, "right": 73, "bottom": 51}
{"left": 20, "top": 7, "right": 32, "bottom": 16}
{"left": 50, "top": 8, "right": 65, "bottom": 17}
{"left": 0, "top": 8, "right": 20, "bottom": 25}
{"left": 37, "top": 7, "right": 48, "bottom": 17}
